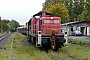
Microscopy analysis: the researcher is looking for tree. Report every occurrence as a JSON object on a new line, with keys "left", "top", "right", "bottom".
{"left": 61, "top": 0, "right": 85, "bottom": 21}
{"left": 42, "top": 0, "right": 53, "bottom": 12}
{"left": 42, "top": 0, "right": 86, "bottom": 22}
{"left": 8, "top": 19, "right": 19, "bottom": 32}
{"left": 42, "top": 0, "right": 69, "bottom": 23}
{"left": 80, "top": 1, "right": 90, "bottom": 21}
{"left": 46, "top": 3, "right": 69, "bottom": 23}
{"left": 42, "top": 0, "right": 63, "bottom": 12}
{"left": 2, "top": 21, "right": 9, "bottom": 32}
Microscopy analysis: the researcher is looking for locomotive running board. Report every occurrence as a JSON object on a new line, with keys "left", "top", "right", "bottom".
{"left": 42, "top": 34, "right": 64, "bottom": 37}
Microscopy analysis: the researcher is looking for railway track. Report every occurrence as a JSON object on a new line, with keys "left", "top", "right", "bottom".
{"left": 0, "top": 33, "right": 11, "bottom": 50}
{"left": 0, "top": 33, "right": 11, "bottom": 41}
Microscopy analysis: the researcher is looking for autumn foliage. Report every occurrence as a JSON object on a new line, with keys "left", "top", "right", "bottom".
{"left": 46, "top": 4, "right": 69, "bottom": 23}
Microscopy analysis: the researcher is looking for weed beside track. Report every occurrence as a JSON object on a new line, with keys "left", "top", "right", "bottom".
{"left": 0, "top": 32, "right": 90, "bottom": 60}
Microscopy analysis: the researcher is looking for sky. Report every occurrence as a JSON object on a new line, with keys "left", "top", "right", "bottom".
{"left": 0, "top": 0, "right": 45, "bottom": 25}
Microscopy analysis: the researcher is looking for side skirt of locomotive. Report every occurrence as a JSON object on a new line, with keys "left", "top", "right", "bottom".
{"left": 28, "top": 31, "right": 66, "bottom": 51}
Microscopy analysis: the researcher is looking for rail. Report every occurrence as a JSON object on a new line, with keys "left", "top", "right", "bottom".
{"left": 0, "top": 33, "right": 11, "bottom": 41}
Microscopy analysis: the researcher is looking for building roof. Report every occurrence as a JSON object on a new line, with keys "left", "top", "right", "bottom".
{"left": 61, "top": 20, "right": 90, "bottom": 26}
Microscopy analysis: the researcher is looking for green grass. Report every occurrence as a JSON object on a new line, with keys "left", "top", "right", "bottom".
{"left": 68, "top": 38, "right": 89, "bottom": 45}
{"left": 0, "top": 33, "right": 90, "bottom": 60}
{"left": 0, "top": 33, "right": 70, "bottom": 60}
{"left": 11, "top": 33, "right": 48, "bottom": 60}
{"left": 0, "top": 42, "right": 10, "bottom": 60}
{"left": 63, "top": 44, "right": 90, "bottom": 60}
{"left": 12, "top": 45, "right": 49, "bottom": 60}
{"left": 0, "top": 33, "right": 50, "bottom": 60}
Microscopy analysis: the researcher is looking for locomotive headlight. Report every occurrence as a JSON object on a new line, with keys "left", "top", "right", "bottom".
{"left": 38, "top": 35, "right": 41, "bottom": 37}
{"left": 51, "top": 17, "right": 53, "bottom": 19}
{"left": 65, "top": 35, "right": 67, "bottom": 37}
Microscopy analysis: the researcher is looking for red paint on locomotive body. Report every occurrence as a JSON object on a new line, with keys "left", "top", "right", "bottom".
{"left": 31, "top": 12, "right": 61, "bottom": 35}
{"left": 31, "top": 17, "right": 37, "bottom": 34}
{"left": 41, "top": 17, "right": 61, "bottom": 34}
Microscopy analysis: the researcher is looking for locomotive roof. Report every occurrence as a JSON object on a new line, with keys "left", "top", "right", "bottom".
{"left": 33, "top": 12, "right": 52, "bottom": 17}
{"left": 29, "top": 12, "right": 53, "bottom": 23}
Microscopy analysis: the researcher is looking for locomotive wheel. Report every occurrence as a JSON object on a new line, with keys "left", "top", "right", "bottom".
{"left": 33, "top": 37, "right": 36, "bottom": 45}
{"left": 28, "top": 36, "right": 31, "bottom": 43}
{"left": 42, "top": 39, "right": 49, "bottom": 53}
{"left": 55, "top": 48, "right": 59, "bottom": 51}
{"left": 31, "top": 36, "right": 33, "bottom": 41}
{"left": 55, "top": 41, "right": 59, "bottom": 51}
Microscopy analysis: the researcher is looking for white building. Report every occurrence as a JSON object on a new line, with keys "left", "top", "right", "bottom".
{"left": 61, "top": 21, "right": 90, "bottom": 36}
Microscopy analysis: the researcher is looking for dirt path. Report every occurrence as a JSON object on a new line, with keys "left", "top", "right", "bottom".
{"left": 8, "top": 40, "right": 13, "bottom": 60}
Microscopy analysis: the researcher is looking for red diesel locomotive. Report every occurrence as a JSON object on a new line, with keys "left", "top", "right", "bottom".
{"left": 27, "top": 12, "right": 66, "bottom": 51}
